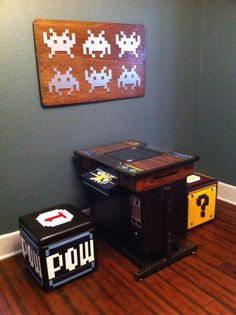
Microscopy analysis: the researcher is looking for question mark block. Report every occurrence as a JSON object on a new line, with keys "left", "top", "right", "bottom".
{"left": 187, "top": 184, "right": 217, "bottom": 229}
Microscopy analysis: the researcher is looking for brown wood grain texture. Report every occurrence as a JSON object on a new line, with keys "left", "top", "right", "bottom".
{"left": 120, "top": 164, "right": 193, "bottom": 192}
{"left": 205, "top": 300, "right": 235, "bottom": 315}
{"left": 79, "top": 140, "right": 186, "bottom": 171}
{"left": 79, "top": 141, "right": 189, "bottom": 171}
{"left": 129, "top": 153, "right": 181, "bottom": 171}
{"left": 1, "top": 201, "right": 235, "bottom": 314}
{"left": 89, "top": 141, "right": 135, "bottom": 155}
{"left": 78, "top": 140, "right": 196, "bottom": 191}
{"left": 79, "top": 155, "right": 193, "bottom": 192}
{"left": 134, "top": 164, "right": 194, "bottom": 192}
{"left": 88, "top": 139, "right": 144, "bottom": 155}
{"left": 33, "top": 20, "right": 145, "bottom": 106}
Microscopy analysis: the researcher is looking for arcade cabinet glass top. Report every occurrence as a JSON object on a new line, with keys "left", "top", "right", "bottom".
{"left": 74, "top": 140, "right": 198, "bottom": 176}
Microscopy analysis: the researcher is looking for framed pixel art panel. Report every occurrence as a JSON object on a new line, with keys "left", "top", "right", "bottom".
{"left": 33, "top": 19, "right": 145, "bottom": 107}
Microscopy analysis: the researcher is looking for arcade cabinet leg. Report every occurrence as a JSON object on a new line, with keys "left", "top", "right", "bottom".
{"left": 134, "top": 242, "right": 197, "bottom": 281}
{"left": 134, "top": 186, "right": 197, "bottom": 281}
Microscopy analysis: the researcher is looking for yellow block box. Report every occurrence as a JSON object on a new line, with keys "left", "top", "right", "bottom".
{"left": 187, "top": 174, "right": 217, "bottom": 229}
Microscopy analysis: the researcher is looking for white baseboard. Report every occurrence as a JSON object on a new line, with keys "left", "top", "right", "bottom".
{"left": 217, "top": 182, "right": 236, "bottom": 205}
{"left": 0, "top": 231, "right": 22, "bottom": 260}
{"left": 0, "top": 186, "right": 235, "bottom": 262}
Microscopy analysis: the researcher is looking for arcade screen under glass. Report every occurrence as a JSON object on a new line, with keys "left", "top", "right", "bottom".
{"left": 106, "top": 147, "right": 160, "bottom": 162}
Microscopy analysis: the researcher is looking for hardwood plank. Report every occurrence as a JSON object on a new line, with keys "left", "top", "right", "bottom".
{"left": 74, "top": 243, "right": 141, "bottom": 314}
{"left": 144, "top": 274, "right": 209, "bottom": 315}
{"left": 130, "top": 306, "right": 156, "bottom": 315}
{"left": 205, "top": 300, "right": 236, "bottom": 315}
{"left": 204, "top": 243, "right": 236, "bottom": 266}
{"left": 170, "top": 275, "right": 214, "bottom": 307}
{"left": 2, "top": 256, "right": 67, "bottom": 315}
{"left": 188, "top": 224, "right": 236, "bottom": 266}
{"left": 0, "top": 292, "right": 10, "bottom": 315}
{"left": 95, "top": 298, "right": 126, "bottom": 315}
{"left": 102, "top": 256, "right": 179, "bottom": 315}
{"left": 218, "top": 212, "right": 236, "bottom": 224}
{"left": 193, "top": 225, "right": 236, "bottom": 254}
{"left": 0, "top": 264, "right": 26, "bottom": 314}
{"left": 217, "top": 217, "right": 236, "bottom": 235}
{"left": 201, "top": 221, "right": 236, "bottom": 243}
{"left": 92, "top": 264, "right": 141, "bottom": 313}
{"left": 0, "top": 200, "right": 235, "bottom": 315}
{"left": 188, "top": 230, "right": 214, "bottom": 248}
{"left": 185, "top": 256, "right": 236, "bottom": 295}
{"left": 157, "top": 265, "right": 178, "bottom": 281}
{"left": 58, "top": 281, "right": 103, "bottom": 315}
{"left": 188, "top": 243, "right": 224, "bottom": 266}
{"left": 79, "top": 276, "right": 109, "bottom": 302}
{"left": 217, "top": 200, "right": 236, "bottom": 212}
{"left": 215, "top": 202, "right": 236, "bottom": 228}
{"left": 41, "top": 289, "right": 79, "bottom": 315}
{"left": 171, "top": 260, "right": 236, "bottom": 312}
{"left": 3, "top": 256, "right": 77, "bottom": 315}
{"left": 218, "top": 262, "right": 236, "bottom": 280}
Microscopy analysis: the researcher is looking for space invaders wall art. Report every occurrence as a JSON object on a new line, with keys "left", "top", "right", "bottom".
{"left": 33, "top": 19, "right": 145, "bottom": 107}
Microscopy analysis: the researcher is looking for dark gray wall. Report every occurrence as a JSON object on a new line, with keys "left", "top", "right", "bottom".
{"left": 0, "top": 0, "right": 202, "bottom": 233}
{"left": 197, "top": 0, "right": 236, "bottom": 185}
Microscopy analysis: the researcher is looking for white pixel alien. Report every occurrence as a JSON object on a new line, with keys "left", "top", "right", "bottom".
{"left": 84, "top": 66, "right": 112, "bottom": 93}
{"left": 43, "top": 28, "right": 76, "bottom": 58}
{"left": 83, "top": 30, "right": 111, "bottom": 58}
{"left": 48, "top": 67, "right": 79, "bottom": 96}
{"left": 116, "top": 31, "right": 141, "bottom": 58}
{"left": 117, "top": 65, "right": 141, "bottom": 90}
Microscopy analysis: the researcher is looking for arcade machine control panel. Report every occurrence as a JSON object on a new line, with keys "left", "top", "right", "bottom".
{"left": 74, "top": 139, "right": 198, "bottom": 192}
{"left": 74, "top": 140, "right": 199, "bottom": 280}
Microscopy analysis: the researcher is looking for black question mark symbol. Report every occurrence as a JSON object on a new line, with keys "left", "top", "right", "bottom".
{"left": 196, "top": 194, "right": 209, "bottom": 218}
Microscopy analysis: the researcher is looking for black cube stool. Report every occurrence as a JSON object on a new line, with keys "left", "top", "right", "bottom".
{"left": 19, "top": 204, "right": 96, "bottom": 291}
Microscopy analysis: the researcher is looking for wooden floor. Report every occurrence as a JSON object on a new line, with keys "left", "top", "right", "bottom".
{"left": 0, "top": 199, "right": 235, "bottom": 315}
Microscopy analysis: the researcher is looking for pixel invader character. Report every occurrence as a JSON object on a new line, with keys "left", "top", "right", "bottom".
{"left": 116, "top": 31, "right": 141, "bottom": 58}
{"left": 48, "top": 67, "right": 79, "bottom": 96}
{"left": 43, "top": 28, "right": 76, "bottom": 58}
{"left": 85, "top": 66, "right": 112, "bottom": 93}
{"left": 83, "top": 30, "right": 111, "bottom": 58}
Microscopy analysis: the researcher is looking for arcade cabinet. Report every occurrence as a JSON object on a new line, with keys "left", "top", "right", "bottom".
{"left": 74, "top": 140, "right": 199, "bottom": 280}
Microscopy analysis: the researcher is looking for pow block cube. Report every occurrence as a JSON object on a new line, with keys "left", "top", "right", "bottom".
{"left": 19, "top": 204, "right": 96, "bottom": 291}
{"left": 187, "top": 174, "right": 217, "bottom": 229}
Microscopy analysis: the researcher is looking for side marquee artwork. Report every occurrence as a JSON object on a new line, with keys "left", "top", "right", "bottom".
{"left": 33, "top": 19, "right": 145, "bottom": 107}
